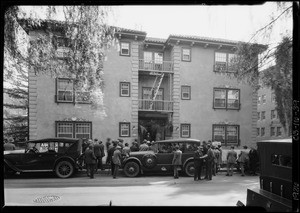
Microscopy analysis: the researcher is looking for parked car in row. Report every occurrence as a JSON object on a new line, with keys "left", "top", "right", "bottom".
{"left": 121, "top": 139, "right": 203, "bottom": 177}
{"left": 4, "top": 138, "right": 82, "bottom": 178}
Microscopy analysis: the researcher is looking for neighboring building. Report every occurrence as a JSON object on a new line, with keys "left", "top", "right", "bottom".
{"left": 257, "top": 69, "right": 291, "bottom": 140}
{"left": 22, "top": 20, "right": 266, "bottom": 150}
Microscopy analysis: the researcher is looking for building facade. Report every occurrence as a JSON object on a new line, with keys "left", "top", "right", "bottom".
{"left": 256, "top": 82, "right": 291, "bottom": 141}
{"left": 25, "top": 23, "right": 262, "bottom": 150}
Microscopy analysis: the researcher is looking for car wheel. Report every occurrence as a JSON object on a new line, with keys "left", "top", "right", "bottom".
{"left": 184, "top": 161, "right": 195, "bottom": 177}
{"left": 142, "top": 154, "right": 157, "bottom": 169}
{"left": 55, "top": 160, "right": 74, "bottom": 178}
{"left": 123, "top": 161, "right": 140, "bottom": 177}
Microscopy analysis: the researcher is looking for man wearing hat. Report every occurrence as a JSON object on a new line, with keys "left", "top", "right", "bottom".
{"left": 84, "top": 144, "right": 97, "bottom": 179}
{"left": 194, "top": 146, "right": 205, "bottom": 181}
{"left": 237, "top": 145, "right": 249, "bottom": 176}
{"left": 172, "top": 145, "right": 182, "bottom": 179}
{"left": 112, "top": 145, "right": 122, "bottom": 179}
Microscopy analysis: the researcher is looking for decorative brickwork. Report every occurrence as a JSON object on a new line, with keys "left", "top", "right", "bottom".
{"left": 131, "top": 41, "right": 139, "bottom": 138}
{"left": 28, "top": 69, "right": 38, "bottom": 140}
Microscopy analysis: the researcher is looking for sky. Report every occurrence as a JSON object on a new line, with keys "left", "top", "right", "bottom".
{"left": 107, "top": 3, "right": 293, "bottom": 45}
{"left": 19, "top": 3, "right": 293, "bottom": 69}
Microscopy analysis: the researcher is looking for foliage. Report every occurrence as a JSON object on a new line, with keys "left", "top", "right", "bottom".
{"left": 261, "top": 37, "right": 292, "bottom": 133}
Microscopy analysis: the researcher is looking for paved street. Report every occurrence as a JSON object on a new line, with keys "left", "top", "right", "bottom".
{"left": 4, "top": 170, "right": 259, "bottom": 206}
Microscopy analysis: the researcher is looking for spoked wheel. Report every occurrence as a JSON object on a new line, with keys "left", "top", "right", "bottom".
{"left": 184, "top": 161, "right": 195, "bottom": 177}
{"left": 123, "top": 161, "right": 140, "bottom": 177}
{"left": 55, "top": 160, "right": 74, "bottom": 178}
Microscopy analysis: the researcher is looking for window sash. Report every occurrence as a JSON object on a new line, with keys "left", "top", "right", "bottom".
{"left": 120, "top": 82, "right": 130, "bottom": 97}
{"left": 182, "top": 48, "right": 191, "bottom": 61}
{"left": 213, "top": 88, "right": 239, "bottom": 109}
{"left": 257, "top": 128, "right": 260, "bottom": 136}
{"left": 120, "top": 123, "right": 130, "bottom": 137}
{"left": 261, "top": 128, "right": 265, "bottom": 136}
{"left": 121, "top": 42, "right": 130, "bottom": 55}
{"left": 57, "top": 79, "right": 74, "bottom": 102}
{"left": 277, "top": 127, "right": 282, "bottom": 136}
{"left": 271, "top": 127, "right": 275, "bottom": 136}
{"left": 227, "top": 90, "right": 239, "bottom": 109}
{"left": 258, "top": 112, "right": 261, "bottom": 120}
{"left": 56, "top": 122, "right": 91, "bottom": 139}
{"left": 261, "top": 111, "right": 266, "bottom": 120}
{"left": 181, "top": 124, "right": 190, "bottom": 138}
{"left": 213, "top": 125, "right": 239, "bottom": 145}
{"left": 181, "top": 86, "right": 191, "bottom": 100}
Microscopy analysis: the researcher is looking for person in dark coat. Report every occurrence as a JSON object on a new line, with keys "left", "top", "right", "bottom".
{"left": 130, "top": 140, "right": 139, "bottom": 152}
{"left": 194, "top": 146, "right": 205, "bottom": 181}
{"left": 107, "top": 140, "right": 118, "bottom": 175}
{"left": 93, "top": 139, "right": 105, "bottom": 171}
{"left": 205, "top": 144, "right": 215, "bottom": 180}
{"left": 84, "top": 144, "right": 97, "bottom": 179}
{"left": 248, "top": 147, "right": 259, "bottom": 175}
{"left": 202, "top": 141, "right": 209, "bottom": 179}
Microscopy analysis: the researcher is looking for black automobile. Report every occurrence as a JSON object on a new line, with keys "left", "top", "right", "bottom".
{"left": 122, "top": 139, "right": 202, "bottom": 177}
{"left": 4, "top": 138, "right": 82, "bottom": 178}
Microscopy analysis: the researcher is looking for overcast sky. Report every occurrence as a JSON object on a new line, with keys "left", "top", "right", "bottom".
{"left": 107, "top": 3, "right": 292, "bottom": 45}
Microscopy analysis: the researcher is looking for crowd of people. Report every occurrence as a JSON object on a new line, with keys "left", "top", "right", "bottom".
{"left": 80, "top": 137, "right": 259, "bottom": 180}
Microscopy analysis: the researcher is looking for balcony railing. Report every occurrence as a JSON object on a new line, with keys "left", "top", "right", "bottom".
{"left": 139, "top": 59, "right": 173, "bottom": 72}
{"left": 138, "top": 99, "right": 174, "bottom": 112}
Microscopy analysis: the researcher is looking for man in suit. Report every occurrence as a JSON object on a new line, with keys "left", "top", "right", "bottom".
{"left": 107, "top": 140, "right": 118, "bottom": 175}
{"left": 226, "top": 145, "right": 237, "bottom": 176}
{"left": 205, "top": 144, "right": 215, "bottom": 180}
{"left": 84, "top": 144, "right": 97, "bottom": 179}
{"left": 93, "top": 138, "right": 105, "bottom": 172}
{"left": 112, "top": 146, "right": 122, "bottom": 179}
{"left": 194, "top": 145, "right": 205, "bottom": 181}
{"left": 172, "top": 145, "right": 182, "bottom": 179}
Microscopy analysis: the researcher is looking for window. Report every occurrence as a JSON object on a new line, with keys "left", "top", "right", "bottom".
{"left": 181, "top": 86, "right": 191, "bottom": 100}
{"left": 56, "top": 78, "right": 90, "bottom": 103}
{"left": 120, "top": 42, "right": 130, "bottom": 56}
{"left": 271, "top": 154, "right": 292, "bottom": 168}
{"left": 271, "top": 92, "right": 276, "bottom": 102}
{"left": 271, "top": 127, "right": 275, "bottom": 136}
{"left": 262, "top": 94, "right": 266, "bottom": 104}
{"left": 261, "top": 127, "right": 265, "bottom": 136}
{"left": 181, "top": 124, "right": 191, "bottom": 138}
{"left": 119, "top": 122, "right": 130, "bottom": 137}
{"left": 214, "top": 52, "right": 237, "bottom": 72}
{"left": 213, "top": 124, "right": 239, "bottom": 146}
{"left": 182, "top": 48, "right": 191, "bottom": 61}
{"left": 54, "top": 35, "right": 71, "bottom": 58}
{"left": 120, "top": 82, "right": 130, "bottom": 97}
{"left": 271, "top": 110, "right": 276, "bottom": 119}
{"left": 277, "top": 127, "right": 282, "bottom": 136}
{"left": 261, "top": 111, "right": 266, "bottom": 120}
{"left": 258, "top": 96, "right": 261, "bottom": 105}
{"left": 57, "top": 78, "right": 74, "bottom": 102}
{"left": 213, "top": 88, "right": 240, "bottom": 110}
{"left": 56, "top": 121, "right": 92, "bottom": 139}
{"left": 257, "top": 112, "right": 261, "bottom": 120}
{"left": 257, "top": 128, "right": 260, "bottom": 136}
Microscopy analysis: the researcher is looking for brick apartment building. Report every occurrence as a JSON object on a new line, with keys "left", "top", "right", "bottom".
{"left": 22, "top": 20, "right": 265, "bottom": 150}
{"left": 256, "top": 70, "right": 292, "bottom": 140}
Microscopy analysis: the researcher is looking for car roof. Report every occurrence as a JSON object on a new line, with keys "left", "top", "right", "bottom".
{"left": 27, "top": 138, "right": 80, "bottom": 143}
{"left": 259, "top": 138, "right": 292, "bottom": 143}
{"left": 154, "top": 138, "right": 201, "bottom": 143}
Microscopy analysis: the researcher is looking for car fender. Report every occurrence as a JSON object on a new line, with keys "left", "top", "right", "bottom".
{"left": 53, "top": 156, "right": 76, "bottom": 170}
{"left": 183, "top": 157, "right": 194, "bottom": 168}
{"left": 122, "top": 156, "right": 142, "bottom": 167}
{"left": 4, "top": 159, "right": 22, "bottom": 172}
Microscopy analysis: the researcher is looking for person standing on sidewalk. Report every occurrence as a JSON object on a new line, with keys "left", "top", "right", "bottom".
{"left": 237, "top": 146, "right": 249, "bottom": 176}
{"left": 112, "top": 146, "right": 122, "bottom": 179}
{"left": 93, "top": 139, "right": 105, "bottom": 172}
{"left": 226, "top": 145, "right": 237, "bottom": 176}
{"left": 205, "top": 144, "right": 215, "bottom": 180}
{"left": 172, "top": 145, "right": 182, "bottom": 179}
{"left": 194, "top": 146, "right": 205, "bottom": 181}
{"left": 84, "top": 144, "right": 97, "bottom": 179}
{"left": 107, "top": 140, "right": 118, "bottom": 176}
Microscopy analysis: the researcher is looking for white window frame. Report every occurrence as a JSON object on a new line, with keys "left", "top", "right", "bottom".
{"left": 181, "top": 86, "right": 191, "bottom": 100}
{"left": 182, "top": 48, "right": 191, "bottom": 61}
{"left": 181, "top": 124, "right": 191, "bottom": 138}
{"left": 119, "top": 122, "right": 130, "bottom": 137}
{"left": 57, "top": 78, "right": 74, "bottom": 102}
{"left": 120, "top": 42, "right": 130, "bottom": 56}
{"left": 213, "top": 88, "right": 240, "bottom": 110}
{"left": 56, "top": 121, "right": 92, "bottom": 139}
{"left": 120, "top": 82, "right": 130, "bottom": 97}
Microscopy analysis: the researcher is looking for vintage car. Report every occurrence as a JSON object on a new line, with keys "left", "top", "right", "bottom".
{"left": 238, "top": 138, "right": 293, "bottom": 212}
{"left": 4, "top": 138, "right": 82, "bottom": 178}
{"left": 121, "top": 138, "right": 202, "bottom": 177}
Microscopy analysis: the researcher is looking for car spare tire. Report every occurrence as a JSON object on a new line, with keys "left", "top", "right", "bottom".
{"left": 142, "top": 154, "right": 157, "bottom": 169}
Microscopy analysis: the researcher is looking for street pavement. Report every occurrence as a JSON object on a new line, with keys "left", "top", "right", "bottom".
{"left": 4, "top": 169, "right": 259, "bottom": 207}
